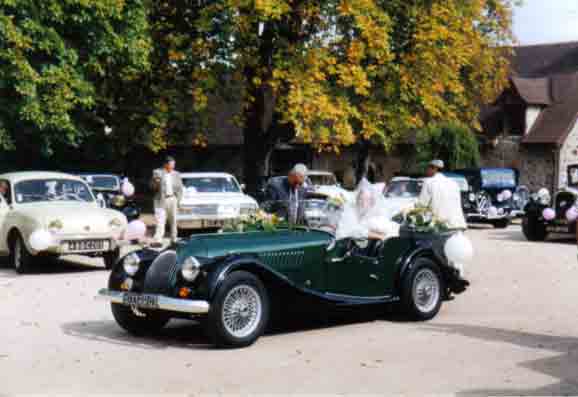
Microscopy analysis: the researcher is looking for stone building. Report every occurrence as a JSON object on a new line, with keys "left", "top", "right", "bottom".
{"left": 480, "top": 41, "right": 578, "bottom": 192}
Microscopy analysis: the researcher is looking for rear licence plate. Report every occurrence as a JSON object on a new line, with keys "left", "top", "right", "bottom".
{"left": 122, "top": 293, "right": 159, "bottom": 309}
{"left": 66, "top": 240, "right": 109, "bottom": 252}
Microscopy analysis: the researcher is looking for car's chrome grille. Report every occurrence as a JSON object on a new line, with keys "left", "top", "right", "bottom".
{"left": 555, "top": 192, "right": 576, "bottom": 219}
{"left": 258, "top": 250, "right": 305, "bottom": 271}
{"left": 143, "top": 250, "right": 178, "bottom": 295}
{"left": 183, "top": 204, "right": 219, "bottom": 215}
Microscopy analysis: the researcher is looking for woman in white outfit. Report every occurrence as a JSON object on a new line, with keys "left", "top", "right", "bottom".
{"left": 334, "top": 179, "right": 400, "bottom": 241}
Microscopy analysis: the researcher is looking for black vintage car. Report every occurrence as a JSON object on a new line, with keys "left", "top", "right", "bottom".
{"left": 97, "top": 226, "right": 469, "bottom": 348}
{"left": 522, "top": 164, "right": 578, "bottom": 241}
{"left": 79, "top": 174, "right": 140, "bottom": 222}
{"left": 453, "top": 168, "right": 519, "bottom": 228}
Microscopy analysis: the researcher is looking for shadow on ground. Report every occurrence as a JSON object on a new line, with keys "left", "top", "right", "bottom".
{"left": 0, "top": 257, "right": 103, "bottom": 279}
{"left": 61, "top": 307, "right": 388, "bottom": 350}
{"left": 423, "top": 323, "right": 578, "bottom": 396}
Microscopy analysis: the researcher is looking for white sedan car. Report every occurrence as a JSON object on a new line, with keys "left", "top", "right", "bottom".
{"left": 306, "top": 170, "right": 353, "bottom": 202}
{"left": 383, "top": 177, "right": 424, "bottom": 218}
{"left": 0, "top": 172, "right": 128, "bottom": 273}
{"left": 177, "top": 172, "right": 258, "bottom": 230}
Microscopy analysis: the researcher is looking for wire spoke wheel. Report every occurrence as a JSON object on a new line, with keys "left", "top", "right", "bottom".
{"left": 412, "top": 268, "right": 440, "bottom": 314}
{"left": 221, "top": 284, "right": 262, "bottom": 339}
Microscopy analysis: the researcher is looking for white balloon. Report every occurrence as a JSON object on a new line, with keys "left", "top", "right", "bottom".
{"left": 29, "top": 230, "right": 54, "bottom": 252}
{"left": 487, "top": 206, "right": 498, "bottom": 217}
{"left": 444, "top": 232, "right": 474, "bottom": 264}
{"left": 121, "top": 180, "right": 135, "bottom": 197}
{"left": 125, "top": 220, "right": 146, "bottom": 241}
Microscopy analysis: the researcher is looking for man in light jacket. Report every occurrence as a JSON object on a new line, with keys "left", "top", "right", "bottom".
{"left": 150, "top": 156, "right": 183, "bottom": 245}
{"left": 418, "top": 159, "right": 467, "bottom": 230}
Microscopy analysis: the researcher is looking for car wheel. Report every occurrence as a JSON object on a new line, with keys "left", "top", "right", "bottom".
{"left": 522, "top": 216, "right": 548, "bottom": 241}
{"left": 103, "top": 248, "right": 120, "bottom": 270}
{"left": 492, "top": 218, "right": 510, "bottom": 229}
{"left": 206, "top": 271, "right": 269, "bottom": 348}
{"left": 401, "top": 258, "right": 443, "bottom": 321}
{"left": 9, "top": 233, "right": 35, "bottom": 274}
{"left": 111, "top": 303, "right": 170, "bottom": 336}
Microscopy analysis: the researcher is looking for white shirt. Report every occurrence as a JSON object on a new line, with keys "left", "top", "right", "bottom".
{"left": 163, "top": 171, "right": 174, "bottom": 197}
{"left": 418, "top": 173, "right": 467, "bottom": 229}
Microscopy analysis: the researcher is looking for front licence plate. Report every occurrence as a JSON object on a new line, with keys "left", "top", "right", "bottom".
{"left": 67, "top": 240, "right": 109, "bottom": 252}
{"left": 122, "top": 293, "right": 159, "bottom": 309}
{"left": 203, "top": 219, "right": 224, "bottom": 227}
{"left": 547, "top": 225, "right": 570, "bottom": 233}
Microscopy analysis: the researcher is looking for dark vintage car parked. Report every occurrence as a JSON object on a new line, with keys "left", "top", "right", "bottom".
{"left": 79, "top": 174, "right": 140, "bottom": 222}
{"left": 97, "top": 227, "right": 469, "bottom": 347}
{"left": 453, "top": 168, "right": 520, "bottom": 228}
{"left": 522, "top": 164, "right": 578, "bottom": 241}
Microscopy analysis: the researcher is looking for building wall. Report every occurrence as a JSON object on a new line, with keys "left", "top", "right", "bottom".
{"left": 557, "top": 119, "right": 578, "bottom": 187}
{"left": 480, "top": 138, "right": 556, "bottom": 192}
{"left": 525, "top": 106, "right": 541, "bottom": 134}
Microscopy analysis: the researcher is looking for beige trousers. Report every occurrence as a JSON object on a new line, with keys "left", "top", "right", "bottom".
{"left": 154, "top": 196, "right": 178, "bottom": 242}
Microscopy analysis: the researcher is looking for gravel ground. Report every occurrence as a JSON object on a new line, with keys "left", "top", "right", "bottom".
{"left": 0, "top": 224, "right": 577, "bottom": 395}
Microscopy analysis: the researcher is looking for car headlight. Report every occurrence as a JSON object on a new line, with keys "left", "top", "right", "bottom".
{"left": 109, "top": 218, "right": 123, "bottom": 229}
{"left": 123, "top": 253, "right": 140, "bottom": 276}
{"left": 468, "top": 193, "right": 476, "bottom": 202}
{"left": 111, "top": 195, "right": 126, "bottom": 207}
{"left": 537, "top": 188, "right": 551, "bottom": 205}
{"left": 181, "top": 256, "right": 201, "bottom": 281}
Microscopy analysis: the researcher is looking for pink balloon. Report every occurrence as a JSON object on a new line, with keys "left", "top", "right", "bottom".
{"left": 542, "top": 208, "right": 555, "bottom": 221}
{"left": 566, "top": 207, "right": 578, "bottom": 222}
{"left": 125, "top": 220, "right": 146, "bottom": 241}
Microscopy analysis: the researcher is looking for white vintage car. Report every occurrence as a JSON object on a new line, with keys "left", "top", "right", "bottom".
{"left": 0, "top": 172, "right": 128, "bottom": 273}
{"left": 383, "top": 177, "right": 424, "bottom": 218}
{"left": 177, "top": 172, "right": 259, "bottom": 230}
{"left": 306, "top": 170, "right": 352, "bottom": 202}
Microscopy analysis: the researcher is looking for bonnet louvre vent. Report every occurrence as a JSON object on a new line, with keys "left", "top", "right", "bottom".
{"left": 258, "top": 250, "right": 305, "bottom": 270}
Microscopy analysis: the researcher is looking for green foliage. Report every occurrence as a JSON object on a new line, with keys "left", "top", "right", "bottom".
{"left": 0, "top": 0, "right": 151, "bottom": 153}
{"left": 415, "top": 123, "right": 481, "bottom": 171}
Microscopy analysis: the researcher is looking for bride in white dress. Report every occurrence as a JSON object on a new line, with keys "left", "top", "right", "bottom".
{"left": 333, "top": 179, "right": 400, "bottom": 241}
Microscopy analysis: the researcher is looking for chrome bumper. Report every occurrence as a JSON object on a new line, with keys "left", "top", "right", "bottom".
{"left": 96, "top": 289, "right": 210, "bottom": 314}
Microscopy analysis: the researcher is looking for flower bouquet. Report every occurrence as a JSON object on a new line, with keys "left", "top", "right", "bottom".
{"left": 397, "top": 204, "right": 450, "bottom": 233}
{"left": 223, "top": 210, "right": 289, "bottom": 233}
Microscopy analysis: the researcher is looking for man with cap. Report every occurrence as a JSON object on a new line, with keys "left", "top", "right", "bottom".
{"left": 264, "top": 163, "right": 309, "bottom": 224}
{"left": 150, "top": 156, "right": 184, "bottom": 245}
{"left": 418, "top": 159, "right": 467, "bottom": 230}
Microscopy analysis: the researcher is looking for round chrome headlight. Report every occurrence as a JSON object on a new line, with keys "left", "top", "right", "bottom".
{"left": 537, "top": 188, "right": 551, "bottom": 205}
{"left": 123, "top": 253, "right": 140, "bottom": 276}
{"left": 111, "top": 195, "right": 127, "bottom": 207}
{"left": 468, "top": 193, "right": 476, "bottom": 202}
{"left": 181, "top": 256, "right": 201, "bottom": 282}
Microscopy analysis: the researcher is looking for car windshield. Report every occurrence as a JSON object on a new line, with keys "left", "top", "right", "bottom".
{"left": 182, "top": 176, "right": 240, "bottom": 193}
{"left": 308, "top": 174, "right": 337, "bottom": 186}
{"left": 82, "top": 175, "right": 119, "bottom": 191}
{"left": 14, "top": 179, "right": 94, "bottom": 204}
{"left": 480, "top": 169, "right": 516, "bottom": 189}
{"left": 445, "top": 176, "right": 469, "bottom": 192}
{"left": 385, "top": 180, "right": 423, "bottom": 198}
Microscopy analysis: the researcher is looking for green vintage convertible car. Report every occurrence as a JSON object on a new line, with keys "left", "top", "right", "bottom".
{"left": 97, "top": 228, "right": 469, "bottom": 347}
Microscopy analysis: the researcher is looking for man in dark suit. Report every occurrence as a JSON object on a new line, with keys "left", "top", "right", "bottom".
{"left": 264, "top": 163, "right": 308, "bottom": 224}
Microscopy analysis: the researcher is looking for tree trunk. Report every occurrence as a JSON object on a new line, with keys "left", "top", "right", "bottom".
{"left": 355, "top": 141, "right": 371, "bottom": 184}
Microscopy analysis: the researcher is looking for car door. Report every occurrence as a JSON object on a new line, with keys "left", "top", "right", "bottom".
{"left": 325, "top": 239, "right": 386, "bottom": 297}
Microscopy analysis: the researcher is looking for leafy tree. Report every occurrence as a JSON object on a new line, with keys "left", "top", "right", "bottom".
{"left": 135, "top": 0, "right": 514, "bottom": 189}
{"left": 0, "top": 0, "right": 151, "bottom": 155}
{"left": 413, "top": 122, "right": 481, "bottom": 171}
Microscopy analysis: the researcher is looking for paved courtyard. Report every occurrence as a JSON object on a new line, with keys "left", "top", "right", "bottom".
{"left": 0, "top": 225, "right": 577, "bottom": 395}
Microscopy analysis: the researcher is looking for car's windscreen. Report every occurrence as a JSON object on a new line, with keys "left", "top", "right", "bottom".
{"left": 182, "top": 177, "right": 240, "bottom": 193}
{"left": 446, "top": 177, "right": 469, "bottom": 192}
{"left": 385, "top": 180, "right": 423, "bottom": 198}
{"left": 82, "top": 175, "right": 119, "bottom": 191}
{"left": 14, "top": 179, "right": 94, "bottom": 204}
{"left": 480, "top": 169, "right": 516, "bottom": 189}
{"left": 308, "top": 174, "right": 337, "bottom": 186}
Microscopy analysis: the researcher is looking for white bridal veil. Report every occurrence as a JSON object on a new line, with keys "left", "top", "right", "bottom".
{"left": 334, "top": 179, "right": 400, "bottom": 241}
